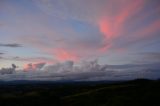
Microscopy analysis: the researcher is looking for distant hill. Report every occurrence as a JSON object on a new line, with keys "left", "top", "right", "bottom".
{"left": 0, "top": 80, "right": 122, "bottom": 85}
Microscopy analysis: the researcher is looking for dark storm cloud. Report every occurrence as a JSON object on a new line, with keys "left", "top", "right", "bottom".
{"left": 0, "top": 43, "right": 22, "bottom": 48}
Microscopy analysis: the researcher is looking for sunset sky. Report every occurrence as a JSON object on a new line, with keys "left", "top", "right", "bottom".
{"left": 0, "top": 0, "right": 160, "bottom": 81}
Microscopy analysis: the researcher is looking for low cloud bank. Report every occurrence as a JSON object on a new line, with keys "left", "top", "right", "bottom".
{"left": 0, "top": 60, "right": 160, "bottom": 81}
{"left": 0, "top": 64, "right": 17, "bottom": 75}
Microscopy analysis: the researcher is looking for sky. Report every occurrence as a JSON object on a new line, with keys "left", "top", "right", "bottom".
{"left": 0, "top": 0, "right": 160, "bottom": 81}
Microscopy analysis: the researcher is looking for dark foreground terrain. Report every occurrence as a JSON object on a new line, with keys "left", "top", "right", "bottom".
{"left": 0, "top": 79, "right": 159, "bottom": 106}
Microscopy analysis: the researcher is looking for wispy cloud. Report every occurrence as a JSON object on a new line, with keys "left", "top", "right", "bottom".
{"left": 0, "top": 43, "right": 22, "bottom": 48}
{"left": 133, "top": 52, "right": 160, "bottom": 64}
{"left": 0, "top": 52, "right": 4, "bottom": 55}
{"left": 0, "top": 56, "right": 54, "bottom": 64}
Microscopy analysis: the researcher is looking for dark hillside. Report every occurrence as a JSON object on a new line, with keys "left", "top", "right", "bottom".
{"left": 0, "top": 79, "right": 159, "bottom": 106}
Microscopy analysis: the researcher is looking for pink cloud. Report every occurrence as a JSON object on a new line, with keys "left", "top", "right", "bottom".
{"left": 99, "top": 18, "right": 114, "bottom": 40}
{"left": 116, "top": 0, "right": 144, "bottom": 25}
{"left": 23, "top": 62, "right": 46, "bottom": 71}
{"left": 54, "top": 48, "right": 78, "bottom": 62}
{"left": 98, "top": 0, "right": 145, "bottom": 51}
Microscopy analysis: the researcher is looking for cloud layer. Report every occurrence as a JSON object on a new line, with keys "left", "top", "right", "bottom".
{"left": 0, "top": 60, "right": 160, "bottom": 81}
